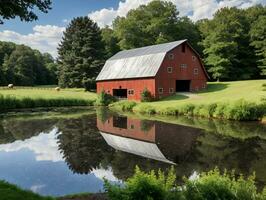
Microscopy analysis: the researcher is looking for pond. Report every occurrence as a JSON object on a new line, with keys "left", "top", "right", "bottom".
{"left": 0, "top": 108, "right": 266, "bottom": 196}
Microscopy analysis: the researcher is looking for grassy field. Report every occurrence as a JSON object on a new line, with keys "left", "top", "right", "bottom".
{"left": 148, "top": 80, "right": 265, "bottom": 107}
{"left": 111, "top": 80, "right": 266, "bottom": 121}
{"left": 0, "top": 87, "right": 97, "bottom": 100}
{"left": 0, "top": 87, "right": 97, "bottom": 111}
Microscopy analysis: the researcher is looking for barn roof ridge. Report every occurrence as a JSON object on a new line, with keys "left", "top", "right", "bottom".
{"left": 109, "top": 39, "right": 187, "bottom": 60}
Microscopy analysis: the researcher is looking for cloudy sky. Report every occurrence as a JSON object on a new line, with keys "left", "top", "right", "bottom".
{"left": 0, "top": 0, "right": 265, "bottom": 57}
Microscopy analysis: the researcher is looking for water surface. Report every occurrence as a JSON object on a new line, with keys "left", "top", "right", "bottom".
{"left": 0, "top": 109, "right": 265, "bottom": 196}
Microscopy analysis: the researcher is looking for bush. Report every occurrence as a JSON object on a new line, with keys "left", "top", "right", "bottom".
{"left": 105, "top": 167, "right": 265, "bottom": 200}
{"left": 95, "top": 90, "right": 117, "bottom": 106}
{"left": 134, "top": 105, "right": 156, "bottom": 115}
{"left": 104, "top": 166, "right": 177, "bottom": 200}
{"left": 141, "top": 88, "right": 153, "bottom": 102}
{"left": 179, "top": 104, "right": 195, "bottom": 116}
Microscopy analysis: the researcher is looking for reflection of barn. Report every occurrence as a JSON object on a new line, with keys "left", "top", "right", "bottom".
{"left": 97, "top": 115, "right": 202, "bottom": 165}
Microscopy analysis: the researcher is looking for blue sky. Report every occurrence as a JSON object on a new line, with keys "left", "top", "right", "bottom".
{"left": 0, "top": 0, "right": 120, "bottom": 34}
{"left": 0, "top": 0, "right": 265, "bottom": 57}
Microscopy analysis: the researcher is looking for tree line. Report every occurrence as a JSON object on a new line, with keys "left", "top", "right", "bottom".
{"left": 0, "top": 42, "right": 57, "bottom": 86}
{"left": 58, "top": 1, "right": 266, "bottom": 90}
{"left": 0, "top": 0, "right": 265, "bottom": 88}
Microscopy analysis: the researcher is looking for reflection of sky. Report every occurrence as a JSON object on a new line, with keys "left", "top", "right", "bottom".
{"left": 0, "top": 128, "right": 118, "bottom": 196}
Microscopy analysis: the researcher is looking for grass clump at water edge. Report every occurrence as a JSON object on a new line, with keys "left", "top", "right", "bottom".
{"left": 111, "top": 99, "right": 266, "bottom": 121}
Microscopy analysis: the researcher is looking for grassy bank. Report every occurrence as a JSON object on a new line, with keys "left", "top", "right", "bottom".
{"left": 110, "top": 80, "right": 266, "bottom": 121}
{"left": 0, "top": 87, "right": 96, "bottom": 111}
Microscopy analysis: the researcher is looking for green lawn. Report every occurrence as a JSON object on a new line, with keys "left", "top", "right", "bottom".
{"left": 143, "top": 80, "right": 266, "bottom": 108}
{"left": 0, "top": 87, "right": 97, "bottom": 100}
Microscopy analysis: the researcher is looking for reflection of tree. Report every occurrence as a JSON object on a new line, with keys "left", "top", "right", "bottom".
{"left": 56, "top": 114, "right": 114, "bottom": 174}
{"left": 0, "top": 118, "right": 57, "bottom": 144}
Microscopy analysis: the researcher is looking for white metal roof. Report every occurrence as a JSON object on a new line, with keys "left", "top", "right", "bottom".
{"left": 100, "top": 132, "right": 175, "bottom": 164}
{"left": 96, "top": 40, "right": 187, "bottom": 81}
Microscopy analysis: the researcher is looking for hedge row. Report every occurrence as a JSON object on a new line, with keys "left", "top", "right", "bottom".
{"left": 110, "top": 99, "right": 266, "bottom": 121}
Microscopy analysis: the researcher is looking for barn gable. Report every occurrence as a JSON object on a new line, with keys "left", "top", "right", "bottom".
{"left": 96, "top": 40, "right": 187, "bottom": 81}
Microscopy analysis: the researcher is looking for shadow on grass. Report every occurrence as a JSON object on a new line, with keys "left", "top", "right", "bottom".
{"left": 160, "top": 94, "right": 189, "bottom": 101}
{"left": 198, "top": 83, "right": 229, "bottom": 94}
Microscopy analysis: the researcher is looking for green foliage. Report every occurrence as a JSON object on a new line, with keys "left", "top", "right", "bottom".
{"left": 101, "top": 27, "right": 121, "bottom": 58}
{"left": 129, "top": 99, "right": 266, "bottom": 121}
{"left": 0, "top": 42, "right": 57, "bottom": 86}
{"left": 58, "top": 16, "right": 105, "bottom": 90}
{"left": 0, "top": 180, "right": 54, "bottom": 200}
{"left": 110, "top": 100, "right": 137, "bottom": 112}
{"left": 95, "top": 90, "right": 117, "bottom": 106}
{"left": 0, "top": 0, "right": 51, "bottom": 24}
{"left": 105, "top": 167, "right": 266, "bottom": 200}
{"left": 105, "top": 166, "right": 177, "bottom": 200}
{"left": 112, "top": 0, "right": 201, "bottom": 52}
{"left": 199, "top": 7, "right": 259, "bottom": 81}
{"left": 0, "top": 94, "right": 94, "bottom": 111}
{"left": 141, "top": 88, "right": 153, "bottom": 102}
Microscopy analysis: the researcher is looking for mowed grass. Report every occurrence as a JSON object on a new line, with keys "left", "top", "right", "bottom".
{"left": 0, "top": 87, "right": 97, "bottom": 100}
{"left": 146, "top": 80, "right": 265, "bottom": 108}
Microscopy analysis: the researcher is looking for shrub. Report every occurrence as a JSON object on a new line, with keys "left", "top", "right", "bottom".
{"left": 105, "top": 167, "right": 265, "bottom": 200}
{"left": 158, "top": 107, "right": 178, "bottom": 115}
{"left": 141, "top": 88, "right": 153, "bottom": 102}
{"left": 95, "top": 90, "right": 117, "bottom": 106}
{"left": 104, "top": 166, "right": 177, "bottom": 200}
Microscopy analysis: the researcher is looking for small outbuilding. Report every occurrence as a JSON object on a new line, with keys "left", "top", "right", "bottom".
{"left": 96, "top": 39, "right": 208, "bottom": 101}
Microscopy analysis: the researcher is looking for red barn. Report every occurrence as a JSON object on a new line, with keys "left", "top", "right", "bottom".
{"left": 96, "top": 39, "right": 208, "bottom": 101}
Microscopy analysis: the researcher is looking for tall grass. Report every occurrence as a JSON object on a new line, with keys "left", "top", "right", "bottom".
{"left": 111, "top": 99, "right": 266, "bottom": 121}
{"left": 0, "top": 94, "right": 95, "bottom": 112}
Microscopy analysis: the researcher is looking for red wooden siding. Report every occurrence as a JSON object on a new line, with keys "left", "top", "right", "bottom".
{"left": 97, "top": 78, "right": 155, "bottom": 101}
{"left": 155, "top": 43, "right": 207, "bottom": 98}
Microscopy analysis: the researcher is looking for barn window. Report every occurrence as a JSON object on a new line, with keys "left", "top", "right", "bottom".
{"left": 192, "top": 56, "right": 196, "bottom": 61}
{"left": 169, "top": 88, "right": 174, "bottom": 93}
{"left": 167, "top": 67, "right": 172, "bottom": 73}
{"left": 180, "top": 64, "right": 187, "bottom": 68}
{"left": 130, "top": 124, "right": 135, "bottom": 129}
{"left": 182, "top": 43, "right": 186, "bottom": 53}
{"left": 158, "top": 88, "right": 163, "bottom": 94}
{"left": 194, "top": 68, "right": 199, "bottom": 75}
{"left": 128, "top": 89, "right": 134, "bottom": 95}
{"left": 168, "top": 53, "right": 174, "bottom": 60}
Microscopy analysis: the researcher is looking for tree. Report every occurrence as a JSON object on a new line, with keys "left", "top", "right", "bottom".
{"left": 113, "top": 0, "right": 179, "bottom": 49}
{"left": 58, "top": 16, "right": 105, "bottom": 90}
{"left": 112, "top": 0, "right": 201, "bottom": 52}
{"left": 250, "top": 15, "right": 266, "bottom": 76}
{"left": 101, "top": 27, "right": 120, "bottom": 59}
{"left": 0, "top": 0, "right": 51, "bottom": 24}
{"left": 199, "top": 7, "right": 257, "bottom": 81}
{"left": 247, "top": 5, "right": 266, "bottom": 76}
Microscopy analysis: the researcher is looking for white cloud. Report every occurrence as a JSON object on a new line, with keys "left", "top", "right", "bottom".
{"left": 0, "top": 128, "right": 64, "bottom": 162}
{"left": 0, "top": 25, "right": 65, "bottom": 57}
{"left": 92, "top": 167, "right": 119, "bottom": 182}
{"left": 88, "top": 0, "right": 266, "bottom": 27}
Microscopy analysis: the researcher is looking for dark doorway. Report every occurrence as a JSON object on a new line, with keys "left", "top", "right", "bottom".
{"left": 113, "top": 116, "right": 127, "bottom": 129}
{"left": 113, "top": 89, "right": 127, "bottom": 98}
{"left": 176, "top": 80, "right": 191, "bottom": 92}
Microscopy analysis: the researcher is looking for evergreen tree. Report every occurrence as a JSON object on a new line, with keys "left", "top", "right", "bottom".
{"left": 58, "top": 16, "right": 105, "bottom": 90}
